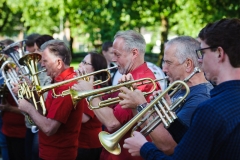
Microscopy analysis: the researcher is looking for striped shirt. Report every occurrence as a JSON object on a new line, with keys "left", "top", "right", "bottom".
{"left": 141, "top": 80, "right": 240, "bottom": 160}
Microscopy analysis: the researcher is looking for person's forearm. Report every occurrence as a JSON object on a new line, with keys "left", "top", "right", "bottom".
{"left": 27, "top": 107, "right": 60, "bottom": 136}
{"left": 92, "top": 98, "right": 121, "bottom": 132}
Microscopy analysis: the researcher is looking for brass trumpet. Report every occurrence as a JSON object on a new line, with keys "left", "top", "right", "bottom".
{"left": 98, "top": 67, "right": 200, "bottom": 155}
{"left": 69, "top": 77, "right": 168, "bottom": 110}
{"left": 35, "top": 66, "right": 117, "bottom": 99}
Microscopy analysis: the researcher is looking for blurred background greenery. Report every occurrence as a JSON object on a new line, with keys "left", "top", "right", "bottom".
{"left": 0, "top": 0, "right": 239, "bottom": 67}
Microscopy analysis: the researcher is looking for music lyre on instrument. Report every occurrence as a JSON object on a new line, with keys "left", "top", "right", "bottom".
{"left": 98, "top": 67, "right": 200, "bottom": 155}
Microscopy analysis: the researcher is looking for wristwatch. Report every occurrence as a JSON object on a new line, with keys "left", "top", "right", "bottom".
{"left": 137, "top": 102, "right": 147, "bottom": 113}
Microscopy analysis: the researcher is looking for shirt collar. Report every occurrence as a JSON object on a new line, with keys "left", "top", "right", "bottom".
{"left": 54, "top": 67, "right": 75, "bottom": 82}
{"left": 210, "top": 80, "right": 240, "bottom": 97}
{"left": 130, "top": 62, "right": 147, "bottom": 75}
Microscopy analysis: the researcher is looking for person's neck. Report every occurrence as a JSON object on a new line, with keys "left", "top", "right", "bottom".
{"left": 216, "top": 67, "right": 240, "bottom": 85}
{"left": 186, "top": 72, "right": 208, "bottom": 87}
{"left": 127, "top": 58, "right": 144, "bottom": 73}
{"left": 54, "top": 65, "right": 70, "bottom": 79}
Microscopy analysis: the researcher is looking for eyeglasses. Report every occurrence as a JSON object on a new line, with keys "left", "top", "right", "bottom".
{"left": 196, "top": 46, "right": 217, "bottom": 59}
{"left": 81, "top": 60, "right": 92, "bottom": 65}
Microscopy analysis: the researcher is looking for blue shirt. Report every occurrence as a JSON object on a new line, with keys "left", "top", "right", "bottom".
{"left": 140, "top": 80, "right": 240, "bottom": 160}
{"left": 172, "top": 82, "right": 213, "bottom": 126}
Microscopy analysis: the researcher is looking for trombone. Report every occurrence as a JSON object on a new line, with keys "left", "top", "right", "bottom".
{"left": 35, "top": 66, "right": 117, "bottom": 98}
{"left": 69, "top": 77, "right": 168, "bottom": 110}
{"left": 98, "top": 67, "right": 200, "bottom": 155}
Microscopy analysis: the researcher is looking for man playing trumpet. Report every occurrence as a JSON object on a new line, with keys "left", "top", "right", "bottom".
{"left": 72, "top": 30, "right": 160, "bottom": 160}
{"left": 119, "top": 36, "right": 213, "bottom": 155}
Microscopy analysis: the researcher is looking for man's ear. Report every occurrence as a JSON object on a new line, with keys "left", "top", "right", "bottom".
{"left": 185, "top": 59, "right": 193, "bottom": 72}
{"left": 217, "top": 47, "right": 225, "bottom": 61}
{"left": 132, "top": 48, "right": 139, "bottom": 59}
{"left": 56, "top": 58, "right": 63, "bottom": 69}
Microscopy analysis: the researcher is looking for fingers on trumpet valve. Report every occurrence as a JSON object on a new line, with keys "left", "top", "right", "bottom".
{"left": 118, "top": 73, "right": 134, "bottom": 84}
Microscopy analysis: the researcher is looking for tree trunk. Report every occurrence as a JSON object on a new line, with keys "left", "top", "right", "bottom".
{"left": 70, "top": 35, "right": 73, "bottom": 57}
{"left": 158, "top": 16, "right": 169, "bottom": 67}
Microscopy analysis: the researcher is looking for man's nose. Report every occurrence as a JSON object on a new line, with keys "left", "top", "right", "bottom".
{"left": 162, "top": 64, "right": 167, "bottom": 73}
{"left": 112, "top": 56, "right": 117, "bottom": 62}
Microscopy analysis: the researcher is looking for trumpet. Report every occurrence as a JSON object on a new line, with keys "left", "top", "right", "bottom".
{"left": 98, "top": 67, "right": 200, "bottom": 155}
{"left": 69, "top": 77, "right": 168, "bottom": 110}
{"left": 35, "top": 66, "right": 117, "bottom": 99}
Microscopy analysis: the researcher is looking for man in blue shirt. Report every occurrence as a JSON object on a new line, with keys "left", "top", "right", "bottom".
{"left": 119, "top": 36, "right": 213, "bottom": 155}
{"left": 123, "top": 18, "right": 240, "bottom": 160}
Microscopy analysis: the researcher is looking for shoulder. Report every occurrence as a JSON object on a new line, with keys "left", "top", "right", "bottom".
{"left": 189, "top": 82, "right": 213, "bottom": 96}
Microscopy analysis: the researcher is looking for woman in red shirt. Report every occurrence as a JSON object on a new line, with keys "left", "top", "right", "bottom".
{"left": 75, "top": 52, "right": 109, "bottom": 160}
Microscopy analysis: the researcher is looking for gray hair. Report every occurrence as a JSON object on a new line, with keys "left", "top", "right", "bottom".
{"left": 40, "top": 39, "right": 72, "bottom": 66}
{"left": 166, "top": 36, "right": 200, "bottom": 68}
{"left": 114, "top": 30, "right": 146, "bottom": 54}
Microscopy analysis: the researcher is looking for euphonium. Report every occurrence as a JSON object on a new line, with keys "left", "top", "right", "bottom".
{"left": 0, "top": 41, "right": 39, "bottom": 125}
{"left": 69, "top": 77, "right": 168, "bottom": 110}
{"left": 0, "top": 54, "right": 9, "bottom": 105}
{"left": 0, "top": 40, "right": 30, "bottom": 104}
{"left": 18, "top": 53, "right": 47, "bottom": 116}
{"left": 98, "top": 67, "right": 200, "bottom": 155}
{"left": 1, "top": 40, "right": 29, "bottom": 74}
{"left": 35, "top": 66, "right": 116, "bottom": 99}
{"left": 1, "top": 60, "right": 20, "bottom": 104}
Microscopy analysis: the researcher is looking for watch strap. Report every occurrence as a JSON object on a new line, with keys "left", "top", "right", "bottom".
{"left": 137, "top": 102, "right": 147, "bottom": 113}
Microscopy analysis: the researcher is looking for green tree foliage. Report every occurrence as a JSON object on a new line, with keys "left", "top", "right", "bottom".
{"left": 0, "top": 0, "right": 22, "bottom": 36}
{"left": 1, "top": 0, "right": 240, "bottom": 63}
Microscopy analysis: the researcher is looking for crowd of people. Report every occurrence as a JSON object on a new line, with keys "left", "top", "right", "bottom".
{"left": 0, "top": 17, "right": 239, "bottom": 160}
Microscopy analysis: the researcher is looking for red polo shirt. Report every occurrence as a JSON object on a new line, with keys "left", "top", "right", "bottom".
{"left": 2, "top": 94, "right": 26, "bottom": 138}
{"left": 78, "top": 85, "right": 102, "bottom": 149}
{"left": 100, "top": 62, "right": 161, "bottom": 160}
{"left": 39, "top": 67, "right": 86, "bottom": 160}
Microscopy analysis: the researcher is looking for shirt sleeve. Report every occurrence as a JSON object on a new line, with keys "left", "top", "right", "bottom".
{"left": 140, "top": 142, "right": 166, "bottom": 160}
{"left": 83, "top": 103, "right": 95, "bottom": 118}
{"left": 140, "top": 103, "right": 223, "bottom": 160}
{"left": 176, "top": 84, "right": 212, "bottom": 127}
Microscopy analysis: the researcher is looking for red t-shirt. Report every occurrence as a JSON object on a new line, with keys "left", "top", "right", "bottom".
{"left": 2, "top": 94, "right": 26, "bottom": 138}
{"left": 100, "top": 62, "right": 161, "bottom": 160}
{"left": 39, "top": 67, "right": 86, "bottom": 160}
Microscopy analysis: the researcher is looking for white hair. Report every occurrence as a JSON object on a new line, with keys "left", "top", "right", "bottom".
{"left": 166, "top": 36, "right": 201, "bottom": 68}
